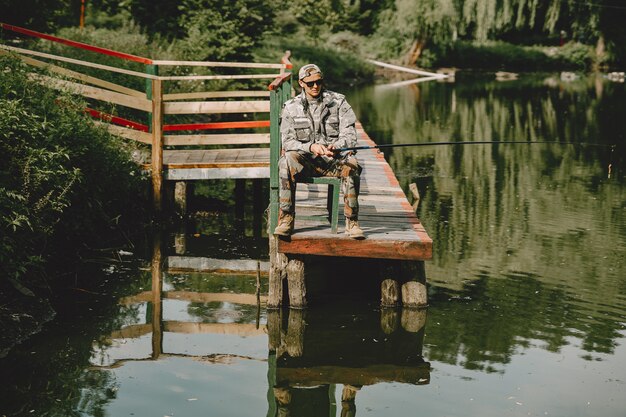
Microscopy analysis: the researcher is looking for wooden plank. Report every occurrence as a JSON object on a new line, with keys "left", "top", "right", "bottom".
{"left": 159, "top": 74, "right": 279, "bottom": 81}
{"left": 278, "top": 235, "right": 431, "bottom": 260}
{"left": 30, "top": 73, "right": 151, "bottom": 111}
{"left": 165, "top": 167, "right": 270, "bottom": 180}
{"left": 163, "top": 321, "right": 266, "bottom": 336}
{"left": 167, "top": 256, "right": 269, "bottom": 273}
{"left": 164, "top": 100, "right": 270, "bottom": 115}
{"left": 120, "top": 291, "right": 267, "bottom": 306}
{"left": 108, "top": 322, "right": 266, "bottom": 338}
{"left": 164, "top": 133, "right": 270, "bottom": 146}
{"left": 94, "top": 121, "right": 152, "bottom": 144}
{"left": 153, "top": 59, "right": 285, "bottom": 69}
{"left": 164, "top": 90, "right": 270, "bottom": 101}
{"left": 163, "top": 120, "right": 270, "bottom": 132}
{"left": 0, "top": 49, "right": 145, "bottom": 98}
{"left": 1, "top": 44, "right": 156, "bottom": 79}
{"left": 277, "top": 364, "right": 430, "bottom": 387}
{"left": 1, "top": 23, "right": 154, "bottom": 64}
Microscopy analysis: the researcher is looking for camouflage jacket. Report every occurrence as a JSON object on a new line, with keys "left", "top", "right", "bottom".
{"left": 280, "top": 90, "right": 358, "bottom": 154}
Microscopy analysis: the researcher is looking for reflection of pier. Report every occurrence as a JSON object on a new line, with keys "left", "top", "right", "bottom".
{"left": 91, "top": 233, "right": 268, "bottom": 368}
{"left": 266, "top": 307, "right": 430, "bottom": 416}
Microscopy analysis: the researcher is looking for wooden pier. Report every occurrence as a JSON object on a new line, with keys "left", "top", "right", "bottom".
{"left": 277, "top": 123, "right": 432, "bottom": 260}
{"left": 1, "top": 23, "right": 433, "bottom": 310}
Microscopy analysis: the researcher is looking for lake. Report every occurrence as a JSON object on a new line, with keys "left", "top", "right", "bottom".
{"left": 1, "top": 71, "right": 625, "bottom": 417}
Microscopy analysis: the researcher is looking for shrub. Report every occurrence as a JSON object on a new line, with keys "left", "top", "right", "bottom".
{"left": 0, "top": 55, "right": 148, "bottom": 291}
{"left": 438, "top": 40, "right": 592, "bottom": 71}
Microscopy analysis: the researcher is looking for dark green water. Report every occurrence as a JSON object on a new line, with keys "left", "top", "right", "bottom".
{"left": 1, "top": 72, "right": 625, "bottom": 417}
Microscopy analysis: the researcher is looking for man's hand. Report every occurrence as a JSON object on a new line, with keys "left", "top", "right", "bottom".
{"left": 310, "top": 143, "right": 335, "bottom": 157}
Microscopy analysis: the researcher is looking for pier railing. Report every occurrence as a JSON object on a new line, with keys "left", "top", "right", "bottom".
{"left": 268, "top": 70, "right": 293, "bottom": 233}
{"left": 0, "top": 22, "right": 291, "bottom": 211}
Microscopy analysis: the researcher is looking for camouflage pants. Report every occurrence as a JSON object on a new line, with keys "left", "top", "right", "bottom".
{"left": 278, "top": 151, "right": 361, "bottom": 219}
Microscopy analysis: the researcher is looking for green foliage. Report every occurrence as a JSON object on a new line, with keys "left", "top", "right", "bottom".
{"left": 176, "top": 0, "right": 275, "bottom": 61}
{"left": 439, "top": 40, "right": 593, "bottom": 70}
{"left": 0, "top": 0, "right": 78, "bottom": 33}
{"left": 0, "top": 55, "right": 147, "bottom": 289}
{"left": 255, "top": 37, "right": 375, "bottom": 88}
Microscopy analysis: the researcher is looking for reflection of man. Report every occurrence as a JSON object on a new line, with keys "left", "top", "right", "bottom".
{"left": 274, "top": 64, "right": 364, "bottom": 239}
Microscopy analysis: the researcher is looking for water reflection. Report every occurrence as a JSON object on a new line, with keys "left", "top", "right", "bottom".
{"left": 267, "top": 307, "right": 430, "bottom": 417}
{"left": 2, "top": 73, "right": 625, "bottom": 417}
{"left": 90, "top": 232, "right": 268, "bottom": 368}
{"left": 89, "top": 232, "right": 432, "bottom": 417}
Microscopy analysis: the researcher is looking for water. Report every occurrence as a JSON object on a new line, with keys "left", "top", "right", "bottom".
{"left": 1, "top": 72, "right": 625, "bottom": 417}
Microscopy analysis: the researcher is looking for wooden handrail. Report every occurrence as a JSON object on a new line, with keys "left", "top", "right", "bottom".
{"left": 268, "top": 72, "right": 292, "bottom": 91}
{"left": 0, "top": 22, "right": 154, "bottom": 65}
{"left": 152, "top": 59, "right": 285, "bottom": 70}
{"left": 164, "top": 120, "right": 270, "bottom": 132}
{"left": 85, "top": 108, "right": 149, "bottom": 132}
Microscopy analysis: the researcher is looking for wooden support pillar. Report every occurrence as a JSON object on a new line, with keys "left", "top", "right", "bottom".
{"left": 401, "top": 307, "right": 427, "bottom": 333}
{"left": 381, "top": 278, "right": 399, "bottom": 307}
{"left": 274, "top": 386, "right": 291, "bottom": 417}
{"left": 341, "top": 385, "right": 359, "bottom": 417}
{"left": 267, "top": 309, "right": 283, "bottom": 353}
{"left": 174, "top": 181, "right": 187, "bottom": 217}
{"left": 268, "top": 234, "right": 287, "bottom": 308}
{"left": 401, "top": 281, "right": 427, "bottom": 307}
{"left": 286, "top": 256, "right": 307, "bottom": 309}
{"left": 150, "top": 77, "right": 164, "bottom": 214}
{"left": 285, "top": 309, "right": 305, "bottom": 357}
{"left": 174, "top": 224, "right": 186, "bottom": 255}
{"left": 380, "top": 307, "right": 399, "bottom": 334}
{"left": 150, "top": 231, "right": 163, "bottom": 359}
{"left": 380, "top": 260, "right": 428, "bottom": 308}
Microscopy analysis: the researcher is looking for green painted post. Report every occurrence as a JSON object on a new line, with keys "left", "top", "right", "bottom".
{"left": 269, "top": 86, "right": 281, "bottom": 233}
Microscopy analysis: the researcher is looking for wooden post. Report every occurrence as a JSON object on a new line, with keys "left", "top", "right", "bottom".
{"left": 400, "top": 307, "right": 427, "bottom": 333}
{"left": 285, "top": 309, "right": 305, "bottom": 357}
{"left": 401, "top": 281, "right": 427, "bottom": 307}
{"left": 174, "top": 181, "right": 187, "bottom": 217}
{"left": 380, "top": 307, "right": 399, "bottom": 334}
{"left": 150, "top": 231, "right": 163, "bottom": 359}
{"left": 151, "top": 77, "right": 164, "bottom": 214}
{"left": 286, "top": 256, "right": 307, "bottom": 309}
{"left": 341, "top": 385, "right": 359, "bottom": 417}
{"left": 381, "top": 278, "right": 399, "bottom": 307}
{"left": 267, "top": 309, "right": 283, "bottom": 353}
{"left": 269, "top": 87, "right": 282, "bottom": 234}
{"left": 268, "top": 234, "right": 287, "bottom": 308}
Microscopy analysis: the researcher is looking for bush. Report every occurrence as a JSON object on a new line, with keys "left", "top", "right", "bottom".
{"left": 437, "top": 40, "right": 593, "bottom": 71}
{"left": 0, "top": 55, "right": 148, "bottom": 291}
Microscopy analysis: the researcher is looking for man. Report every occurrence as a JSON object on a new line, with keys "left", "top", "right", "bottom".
{"left": 274, "top": 63, "right": 365, "bottom": 239}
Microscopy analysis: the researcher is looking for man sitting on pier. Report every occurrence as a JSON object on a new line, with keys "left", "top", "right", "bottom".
{"left": 274, "top": 64, "right": 364, "bottom": 239}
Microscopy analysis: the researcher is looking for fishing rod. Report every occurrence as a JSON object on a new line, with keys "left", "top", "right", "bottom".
{"left": 333, "top": 140, "right": 617, "bottom": 153}
{"left": 332, "top": 140, "right": 618, "bottom": 178}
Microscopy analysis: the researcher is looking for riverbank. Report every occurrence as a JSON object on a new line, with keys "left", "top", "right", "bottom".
{"left": 0, "top": 283, "right": 55, "bottom": 358}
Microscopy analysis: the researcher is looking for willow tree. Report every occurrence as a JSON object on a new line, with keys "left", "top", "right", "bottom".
{"left": 375, "top": 0, "right": 459, "bottom": 65}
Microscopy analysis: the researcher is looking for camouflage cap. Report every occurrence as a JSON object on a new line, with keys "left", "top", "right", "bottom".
{"left": 298, "top": 64, "right": 323, "bottom": 80}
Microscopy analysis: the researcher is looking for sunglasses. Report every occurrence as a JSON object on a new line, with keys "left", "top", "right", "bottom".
{"left": 303, "top": 79, "right": 323, "bottom": 87}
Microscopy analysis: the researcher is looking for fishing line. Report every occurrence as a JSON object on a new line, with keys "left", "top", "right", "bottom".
{"left": 333, "top": 141, "right": 617, "bottom": 153}
{"left": 333, "top": 141, "right": 619, "bottom": 178}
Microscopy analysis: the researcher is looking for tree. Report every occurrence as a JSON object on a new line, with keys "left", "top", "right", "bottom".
{"left": 176, "top": 0, "right": 275, "bottom": 61}
{"left": 374, "top": 0, "right": 459, "bottom": 65}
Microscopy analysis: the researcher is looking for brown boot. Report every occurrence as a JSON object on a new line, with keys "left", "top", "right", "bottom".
{"left": 345, "top": 218, "right": 365, "bottom": 239}
{"left": 274, "top": 211, "right": 294, "bottom": 236}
